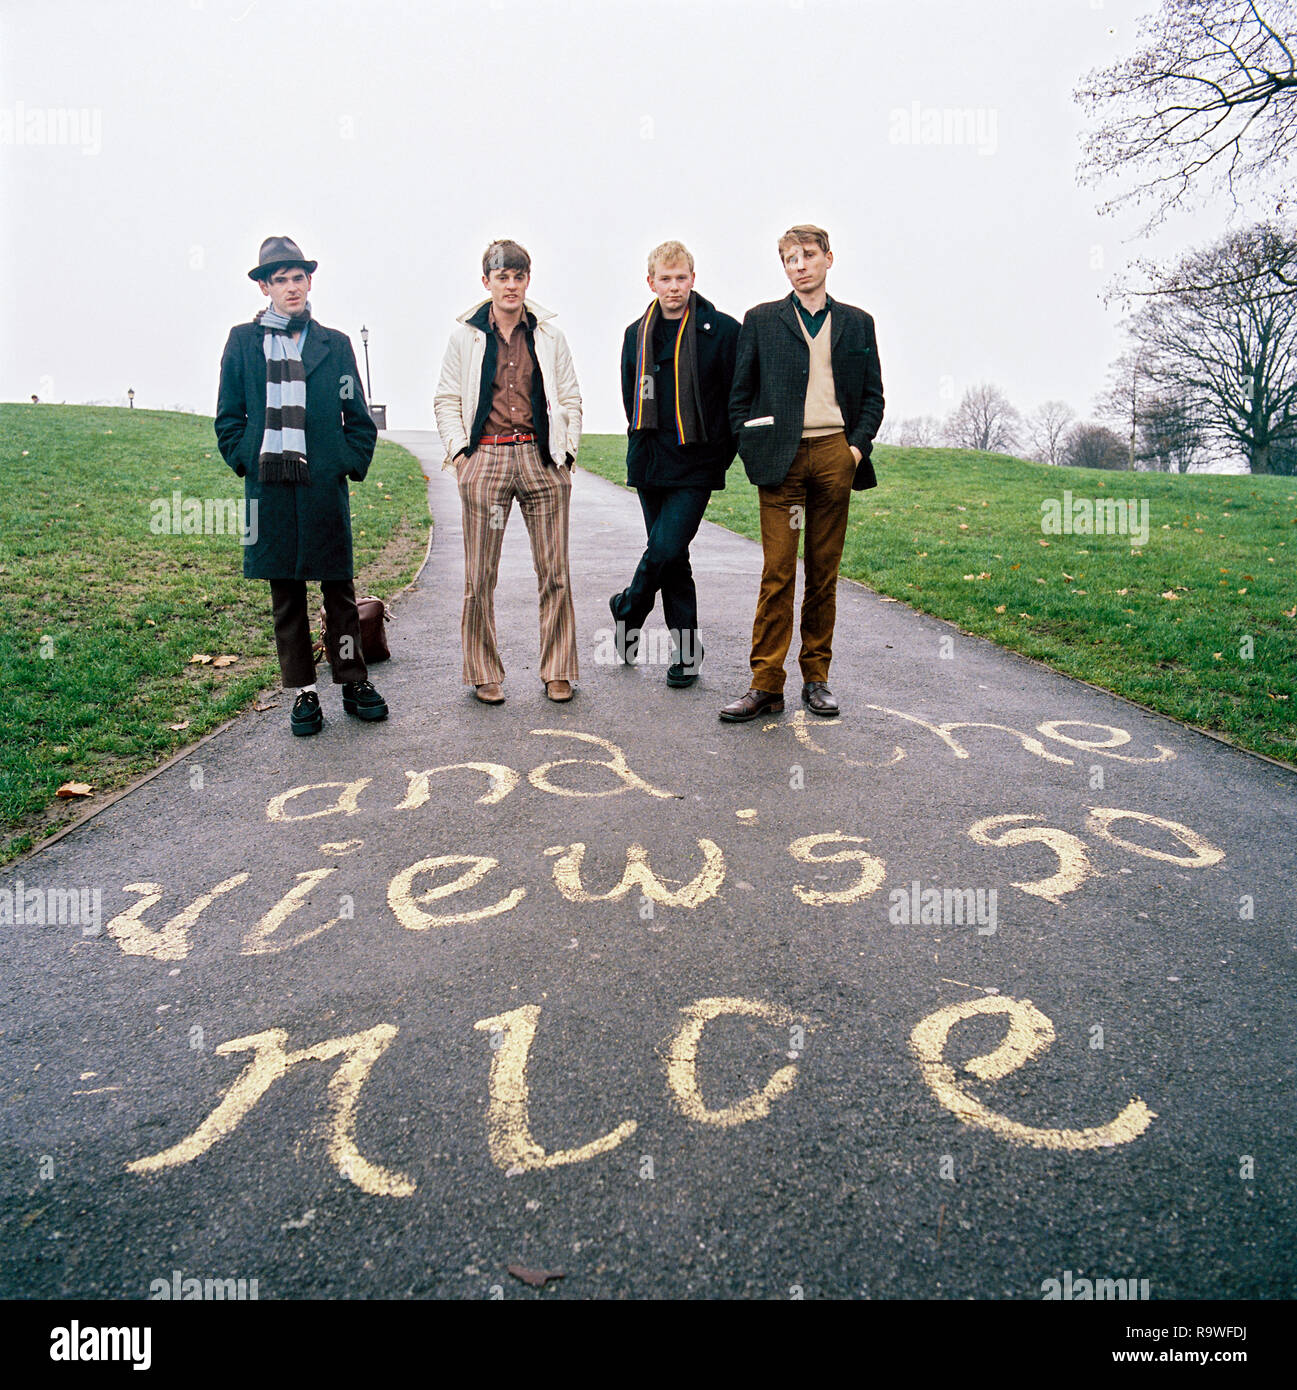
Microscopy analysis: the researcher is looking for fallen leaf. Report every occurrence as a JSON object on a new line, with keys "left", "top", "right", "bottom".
{"left": 507, "top": 1264, "right": 565, "bottom": 1288}
{"left": 56, "top": 781, "right": 93, "bottom": 798}
{"left": 1161, "top": 591, "right": 1179, "bottom": 600}
{"left": 994, "top": 604, "right": 1007, "bottom": 614}
{"left": 168, "top": 721, "right": 190, "bottom": 732}
{"left": 1062, "top": 572, "right": 1074, "bottom": 581}
{"left": 957, "top": 523, "right": 969, "bottom": 530}
{"left": 212, "top": 655, "right": 239, "bottom": 667}
{"left": 1116, "top": 588, "right": 1129, "bottom": 596}
{"left": 1038, "top": 539, "right": 1050, "bottom": 547}
{"left": 189, "top": 653, "right": 213, "bottom": 665}
{"left": 1284, "top": 606, "right": 1296, "bottom": 618}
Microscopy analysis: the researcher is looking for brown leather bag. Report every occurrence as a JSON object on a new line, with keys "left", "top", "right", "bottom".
{"left": 317, "top": 594, "right": 391, "bottom": 664}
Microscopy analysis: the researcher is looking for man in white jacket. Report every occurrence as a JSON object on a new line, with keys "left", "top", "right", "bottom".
{"left": 434, "top": 239, "right": 583, "bottom": 703}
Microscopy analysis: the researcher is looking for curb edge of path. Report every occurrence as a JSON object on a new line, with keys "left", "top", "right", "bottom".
{"left": 9, "top": 450, "right": 439, "bottom": 869}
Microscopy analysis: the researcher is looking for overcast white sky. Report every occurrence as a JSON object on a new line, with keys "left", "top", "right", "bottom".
{"left": 0, "top": 0, "right": 1250, "bottom": 435}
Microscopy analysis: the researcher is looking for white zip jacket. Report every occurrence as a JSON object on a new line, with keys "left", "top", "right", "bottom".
{"left": 433, "top": 298, "right": 582, "bottom": 471}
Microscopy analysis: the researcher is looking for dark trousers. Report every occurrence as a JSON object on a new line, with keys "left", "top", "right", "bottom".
{"left": 750, "top": 431, "right": 856, "bottom": 694}
{"left": 611, "top": 485, "right": 711, "bottom": 666}
{"left": 269, "top": 579, "right": 368, "bottom": 689}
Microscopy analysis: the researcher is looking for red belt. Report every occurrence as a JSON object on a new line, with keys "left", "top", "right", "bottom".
{"left": 479, "top": 432, "right": 535, "bottom": 445}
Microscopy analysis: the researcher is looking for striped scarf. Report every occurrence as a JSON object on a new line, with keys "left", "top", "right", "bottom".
{"left": 255, "top": 303, "right": 310, "bottom": 484}
{"left": 629, "top": 293, "right": 706, "bottom": 445}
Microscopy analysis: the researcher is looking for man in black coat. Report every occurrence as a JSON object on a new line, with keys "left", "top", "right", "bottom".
{"left": 720, "top": 223, "right": 885, "bottom": 722}
{"left": 609, "top": 240, "right": 739, "bottom": 686}
{"left": 214, "top": 236, "right": 387, "bottom": 736}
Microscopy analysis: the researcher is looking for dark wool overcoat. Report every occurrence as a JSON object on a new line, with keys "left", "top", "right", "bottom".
{"left": 214, "top": 318, "right": 377, "bottom": 580}
{"left": 619, "top": 292, "right": 740, "bottom": 490}
{"left": 728, "top": 293, "right": 885, "bottom": 490}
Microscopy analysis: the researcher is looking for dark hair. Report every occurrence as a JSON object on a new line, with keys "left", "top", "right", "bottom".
{"left": 482, "top": 239, "right": 531, "bottom": 277}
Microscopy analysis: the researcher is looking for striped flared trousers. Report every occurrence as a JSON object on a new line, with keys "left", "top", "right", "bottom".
{"left": 457, "top": 439, "right": 579, "bottom": 685}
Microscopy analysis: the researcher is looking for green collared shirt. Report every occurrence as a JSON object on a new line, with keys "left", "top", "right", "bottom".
{"left": 794, "top": 295, "right": 832, "bottom": 338}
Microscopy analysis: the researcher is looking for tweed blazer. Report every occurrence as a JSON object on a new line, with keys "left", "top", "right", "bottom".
{"left": 728, "top": 293, "right": 885, "bottom": 489}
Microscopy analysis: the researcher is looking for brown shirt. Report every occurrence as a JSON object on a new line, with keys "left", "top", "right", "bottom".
{"left": 484, "top": 309, "right": 536, "bottom": 435}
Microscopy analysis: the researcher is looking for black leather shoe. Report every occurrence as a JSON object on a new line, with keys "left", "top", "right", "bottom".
{"left": 609, "top": 595, "right": 639, "bottom": 664}
{"left": 802, "top": 681, "right": 839, "bottom": 716}
{"left": 719, "top": 688, "right": 785, "bottom": 722}
{"left": 342, "top": 680, "right": 388, "bottom": 721}
{"left": 290, "top": 689, "right": 323, "bottom": 736}
{"left": 667, "top": 641, "right": 704, "bottom": 688}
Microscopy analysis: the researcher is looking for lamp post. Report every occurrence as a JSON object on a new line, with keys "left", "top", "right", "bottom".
{"left": 360, "top": 326, "right": 373, "bottom": 401}
{"left": 360, "top": 326, "right": 386, "bottom": 429}
{"left": 128, "top": 388, "right": 135, "bottom": 409}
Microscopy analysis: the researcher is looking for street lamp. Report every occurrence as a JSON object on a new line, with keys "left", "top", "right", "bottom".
{"left": 128, "top": 388, "right": 135, "bottom": 409}
{"left": 360, "top": 326, "right": 373, "bottom": 401}
{"left": 359, "top": 326, "right": 386, "bottom": 429}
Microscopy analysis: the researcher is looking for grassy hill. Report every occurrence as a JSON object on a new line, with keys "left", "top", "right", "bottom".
{"left": 0, "top": 404, "right": 431, "bottom": 863}
{"left": 578, "top": 436, "right": 1297, "bottom": 765}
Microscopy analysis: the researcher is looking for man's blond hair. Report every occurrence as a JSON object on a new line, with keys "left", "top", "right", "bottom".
{"left": 647, "top": 239, "right": 695, "bottom": 277}
{"left": 777, "top": 224, "right": 831, "bottom": 260}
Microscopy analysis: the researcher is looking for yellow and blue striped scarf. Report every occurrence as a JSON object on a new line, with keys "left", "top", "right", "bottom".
{"left": 630, "top": 293, "right": 706, "bottom": 445}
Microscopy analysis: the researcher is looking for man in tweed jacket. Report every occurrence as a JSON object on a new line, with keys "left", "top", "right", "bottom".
{"left": 720, "top": 224, "right": 884, "bottom": 723}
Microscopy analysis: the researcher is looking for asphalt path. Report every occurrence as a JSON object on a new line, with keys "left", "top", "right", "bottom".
{"left": 2, "top": 431, "right": 1294, "bottom": 1300}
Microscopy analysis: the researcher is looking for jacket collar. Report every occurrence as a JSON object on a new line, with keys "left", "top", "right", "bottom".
{"left": 299, "top": 317, "right": 329, "bottom": 376}
{"left": 780, "top": 291, "right": 838, "bottom": 347}
{"left": 459, "top": 297, "right": 555, "bottom": 329}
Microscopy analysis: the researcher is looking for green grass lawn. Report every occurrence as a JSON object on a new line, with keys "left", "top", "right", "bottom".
{"left": 578, "top": 435, "right": 1297, "bottom": 765}
{"left": 0, "top": 404, "right": 431, "bottom": 863}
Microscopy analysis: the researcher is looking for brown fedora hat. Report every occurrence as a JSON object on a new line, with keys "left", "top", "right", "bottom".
{"left": 248, "top": 235, "right": 318, "bottom": 282}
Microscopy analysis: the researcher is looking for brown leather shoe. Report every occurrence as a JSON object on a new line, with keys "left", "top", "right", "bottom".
{"left": 545, "top": 679, "right": 574, "bottom": 702}
{"left": 802, "top": 681, "right": 839, "bottom": 716}
{"left": 718, "top": 688, "right": 785, "bottom": 722}
{"left": 474, "top": 682, "right": 505, "bottom": 704}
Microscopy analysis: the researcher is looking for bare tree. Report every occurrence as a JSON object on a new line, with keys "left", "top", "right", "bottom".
{"left": 942, "top": 384, "right": 1021, "bottom": 453}
{"left": 1024, "top": 400, "right": 1077, "bottom": 465}
{"left": 1077, "top": 0, "right": 1297, "bottom": 234}
{"left": 1063, "top": 422, "right": 1131, "bottom": 470}
{"left": 1130, "top": 222, "right": 1297, "bottom": 472}
{"left": 1096, "top": 350, "right": 1156, "bottom": 468}
{"left": 895, "top": 415, "right": 943, "bottom": 447}
{"left": 1138, "top": 392, "right": 1207, "bottom": 471}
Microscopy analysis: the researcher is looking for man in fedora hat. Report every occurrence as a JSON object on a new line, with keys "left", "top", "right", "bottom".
{"left": 214, "top": 235, "right": 388, "bottom": 736}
